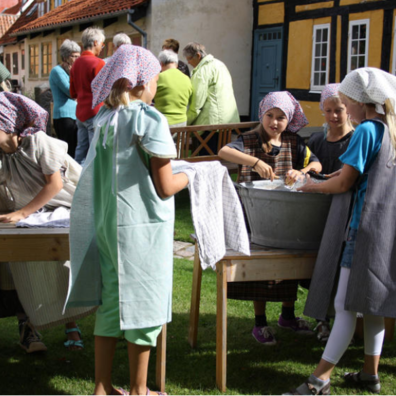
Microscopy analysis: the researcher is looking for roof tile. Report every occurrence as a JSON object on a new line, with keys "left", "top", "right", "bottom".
{"left": 14, "top": 0, "right": 148, "bottom": 34}
{"left": 0, "top": 14, "right": 18, "bottom": 38}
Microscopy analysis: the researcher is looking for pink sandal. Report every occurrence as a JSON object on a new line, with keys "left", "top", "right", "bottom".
{"left": 146, "top": 388, "right": 167, "bottom": 395}
{"left": 111, "top": 388, "right": 129, "bottom": 395}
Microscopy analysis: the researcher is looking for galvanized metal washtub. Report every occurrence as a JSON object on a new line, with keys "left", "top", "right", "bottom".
{"left": 237, "top": 180, "right": 333, "bottom": 250}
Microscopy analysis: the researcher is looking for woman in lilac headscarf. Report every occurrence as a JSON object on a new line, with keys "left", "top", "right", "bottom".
{"left": 65, "top": 45, "right": 188, "bottom": 395}
{"left": 219, "top": 91, "right": 322, "bottom": 346}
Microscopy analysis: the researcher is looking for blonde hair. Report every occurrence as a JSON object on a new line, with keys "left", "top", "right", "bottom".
{"left": 104, "top": 78, "right": 144, "bottom": 109}
{"left": 322, "top": 95, "right": 354, "bottom": 135}
{"left": 339, "top": 92, "right": 396, "bottom": 158}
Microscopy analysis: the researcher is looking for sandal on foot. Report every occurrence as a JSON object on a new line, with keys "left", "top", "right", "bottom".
{"left": 344, "top": 371, "right": 381, "bottom": 394}
{"left": 146, "top": 388, "right": 167, "bottom": 395}
{"left": 284, "top": 381, "right": 331, "bottom": 395}
{"left": 64, "top": 326, "right": 84, "bottom": 349}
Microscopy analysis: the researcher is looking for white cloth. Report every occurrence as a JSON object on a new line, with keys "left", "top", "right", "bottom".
{"left": 172, "top": 160, "right": 250, "bottom": 270}
{"left": 16, "top": 207, "right": 70, "bottom": 228}
{"left": 339, "top": 67, "right": 396, "bottom": 114}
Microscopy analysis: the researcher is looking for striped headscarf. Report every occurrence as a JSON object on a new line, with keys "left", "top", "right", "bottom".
{"left": 259, "top": 91, "right": 308, "bottom": 133}
{"left": 0, "top": 92, "right": 48, "bottom": 136}
{"left": 91, "top": 44, "right": 161, "bottom": 108}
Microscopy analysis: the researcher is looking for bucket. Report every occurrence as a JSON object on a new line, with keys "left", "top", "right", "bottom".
{"left": 237, "top": 180, "right": 332, "bottom": 250}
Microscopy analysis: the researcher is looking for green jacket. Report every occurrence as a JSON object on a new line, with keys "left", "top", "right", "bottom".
{"left": 187, "top": 55, "right": 240, "bottom": 126}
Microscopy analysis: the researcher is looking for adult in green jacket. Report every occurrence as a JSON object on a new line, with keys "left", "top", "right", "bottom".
{"left": 183, "top": 42, "right": 240, "bottom": 126}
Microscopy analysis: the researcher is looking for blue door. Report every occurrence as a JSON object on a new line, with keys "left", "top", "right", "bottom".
{"left": 251, "top": 27, "right": 283, "bottom": 121}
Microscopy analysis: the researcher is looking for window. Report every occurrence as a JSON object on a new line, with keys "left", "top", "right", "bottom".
{"left": 29, "top": 44, "right": 39, "bottom": 77}
{"left": 12, "top": 52, "right": 18, "bottom": 75}
{"left": 21, "top": 49, "right": 25, "bottom": 70}
{"left": 5, "top": 53, "right": 11, "bottom": 73}
{"left": 41, "top": 42, "right": 52, "bottom": 77}
{"left": 38, "top": 0, "right": 50, "bottom": 17}
{"left": 311, "top": 24, "right": 330, "bottom": 91}
{"left": 348, "top": 19, "right": 369, "bottom": 72}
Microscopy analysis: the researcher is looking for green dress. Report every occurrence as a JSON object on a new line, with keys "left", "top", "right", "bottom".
{"left": 65, "top": 101, "right": 177, "bottom": 330}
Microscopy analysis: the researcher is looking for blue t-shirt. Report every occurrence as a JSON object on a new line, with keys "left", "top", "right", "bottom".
{"left": 339, "top": 120, "right": 384, "bottom": 229}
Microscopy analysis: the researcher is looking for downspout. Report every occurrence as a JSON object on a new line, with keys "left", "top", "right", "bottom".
{"left": 127, "top": 9, "right": 147, "bottom": 49}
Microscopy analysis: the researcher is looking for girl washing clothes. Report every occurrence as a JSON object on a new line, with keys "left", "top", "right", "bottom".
{"left": 286, "top": 67, "right": 396, "bottom": 395}
{"left": 308, "top": 83, "right": 355, "bottom": 342}
{"left": 0, "top": 92, "right": 89, "bottom": 352}
{"left": 218, "top": 91, "right": 321, "bottom": 345}
{"left": 65, "top": 45, "right": 188, "bottom": 395}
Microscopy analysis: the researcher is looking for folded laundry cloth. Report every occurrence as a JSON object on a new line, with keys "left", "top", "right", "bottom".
{"left": 16, "top": 206, "right": 70, "bottom": 228}
{"left": 172, "top": 160, "right": 250, "bottom": 270}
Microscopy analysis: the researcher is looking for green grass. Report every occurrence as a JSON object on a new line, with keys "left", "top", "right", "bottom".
{"left": 1, "top": 195, "right": 396, "bottom": 394}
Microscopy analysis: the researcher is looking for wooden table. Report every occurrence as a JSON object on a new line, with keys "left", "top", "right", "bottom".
{"left": 188, "top": 242, "right": 317, "bottom": 392}
{"left": 0, "top": 225, "right": 167, "bottom": 392}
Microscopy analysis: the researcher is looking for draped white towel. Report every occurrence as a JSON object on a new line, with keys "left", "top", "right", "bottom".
{"left": 16, "top": 206, "right": 70, "bottom": 228}
{"left": 171, "top": 160, "right": 250, "bottom": 270}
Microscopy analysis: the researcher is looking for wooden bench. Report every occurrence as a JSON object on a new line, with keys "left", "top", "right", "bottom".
{"left": 0, "top": 226, "right": 167, "bottom": 392}
{"left": 188, "top": 239, "right": 317, "bottom": 392}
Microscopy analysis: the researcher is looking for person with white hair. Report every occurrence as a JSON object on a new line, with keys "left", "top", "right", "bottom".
{"left": 49, "top": 39, "right": 81, "bottom": 158}
{"left": 286, "top": 67, "right": 396, "bottom": 395}
{"left": 70, "top": 27, "right": 106, "bottom": 164}
{"left": 113, "top": 33, "right": 131, "bottom": 50}
{"left": 154, "top": 49, "right": 192, "bottom": 127}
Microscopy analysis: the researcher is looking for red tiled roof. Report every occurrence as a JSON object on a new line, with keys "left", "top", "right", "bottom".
{"left": 0, "top": 14, "right": 18, "bottom": 38}
{"left": 13, "top": 0, "right": 148, "bottom": 34}
{"left": 0, "top": 1, "right": 37, "bottom": 45}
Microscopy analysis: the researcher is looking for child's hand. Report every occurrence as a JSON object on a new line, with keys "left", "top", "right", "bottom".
{"left": 285, "top": 169, "right": 305, "bottom": 186}
{"left": 253, "top": 160, "right": 278, "bottom": 181}
{"left": 0, "top": 210, "right": 26, "bottom": 223}
{"left": 297, "top": 175, "right": 316, "bottom": 192}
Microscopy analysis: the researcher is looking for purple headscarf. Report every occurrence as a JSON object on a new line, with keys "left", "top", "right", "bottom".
{"left": 320, "top": 83, "right": 341, "bottom": 111}
{"left": 258, "top": 91, "right": 308, "bottom": 133}
{"left": 91, "top": 44, "right": 161, "bottom": 108}
{"left": 0, "top": 92, "right": 48, "bottom": 136}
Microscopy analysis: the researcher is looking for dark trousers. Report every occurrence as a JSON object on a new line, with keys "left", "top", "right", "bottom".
{"left": 53, "top": 118, "right": 78, "bottom": 159}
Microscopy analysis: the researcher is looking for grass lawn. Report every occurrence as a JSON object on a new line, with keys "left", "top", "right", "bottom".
{"left": 1, "top": 191, "right": 396, "bottom": 395}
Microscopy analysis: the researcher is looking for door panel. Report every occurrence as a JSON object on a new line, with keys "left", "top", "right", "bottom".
{"left": 251, "top": 27, "right": 283, "bottom": 121}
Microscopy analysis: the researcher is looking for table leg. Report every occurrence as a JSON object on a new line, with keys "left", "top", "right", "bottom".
{"left": 156, "top": 324, "right": 166, "bottom": 393}
{"left": 216, "top": 260, "right": 228, "bottom": 393}
{"left": 188, "top": 243, "right": 202, "bottom": 348}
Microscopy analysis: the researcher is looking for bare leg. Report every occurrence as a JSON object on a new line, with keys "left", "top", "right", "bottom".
{"left": 128, "top": 342, "right": 151, "bottom": 395}
{"left": 313, "top": 359, "right": 336, "bottom": 381}
{"left": 282, "top": 301, "right": 294, "bottom": 308}
{"left": 253, "top": 301, "right": 266, "bottom": 315}
{"left": 94, "top": 335, "right": 118, "bottom": 395}
{"left": 363, "top": 354, "right": 380, "bottom": 375}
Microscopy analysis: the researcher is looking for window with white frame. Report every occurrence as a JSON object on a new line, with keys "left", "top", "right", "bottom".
{"left": 38, "top": 0, "right": 50, "bottom": 17}
{"left": 41, "top": 42, "right": 52, "bottom": 77}
{"left": 392, "top": 16, "right": 396, "bottom": 75}
{"left": 348, "top": 19, "right": 369, "bottom": 72}
{"left": 29, "top": 44, "right": 39, "bottom": 77}
{"left": 311, "top": 24, "right": 330, "bottom": 91}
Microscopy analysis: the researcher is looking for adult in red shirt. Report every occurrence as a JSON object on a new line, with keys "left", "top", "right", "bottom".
{"left": 70, "top": 27, "right": 105, "bottom": 164}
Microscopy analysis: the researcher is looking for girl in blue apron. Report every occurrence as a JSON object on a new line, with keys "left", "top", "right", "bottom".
{"left": 65, "top": 45, "right": 188, "bottom": 395}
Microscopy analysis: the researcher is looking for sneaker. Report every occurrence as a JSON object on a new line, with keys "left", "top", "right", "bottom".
{"left": 19, "top": 319, "right": 47, "bottom": 353}
{"left": 314, "top": 321, "right": 330, "bottom": 342}
{"left": 344, "top": 371, "right": 381, "bottom": 394}
{"left": 252, "top": 325, "right": 277, "bottom": 345}
{"left": 277, "top": 315, "right": 314, "bottom": 335}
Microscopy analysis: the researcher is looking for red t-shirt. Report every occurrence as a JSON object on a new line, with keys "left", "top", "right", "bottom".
{"left": 70, "top": 51, "right": 105, "bottom": 122}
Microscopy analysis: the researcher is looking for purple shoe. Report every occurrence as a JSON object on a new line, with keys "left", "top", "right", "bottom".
{"left": 252, "top": 326, "right": 277, "bottom": 345}
{"left": 277, "top": 315, "right": 314, "bottom": 335}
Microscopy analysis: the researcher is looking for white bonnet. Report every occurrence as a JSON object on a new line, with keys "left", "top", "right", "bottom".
{"left": 338, "top": 67, "right": 396, "bottom": 114}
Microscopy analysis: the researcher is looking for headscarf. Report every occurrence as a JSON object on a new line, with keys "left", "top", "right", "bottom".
{"left": 258, "top": 91, "right": 308, "bottom": 133}
{"left": 339, "top": 67, "right": 396, "bottom": 115}
{"left": 320, "top": 83, "right": 341, "bottom": 111}
{"left": 91, "top": 44, "right": 161, "bottom": 108}
{"left": 0, "top": 92, "right": 48, "bottom": 136}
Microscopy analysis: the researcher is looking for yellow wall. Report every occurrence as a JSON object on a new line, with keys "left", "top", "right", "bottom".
{"left": 296, "top": 2, "right": 333, "bottom": 12}
{"left": 258, "top": 3, "right": 284, "bottom": 25}
{"left": 391, "top": 10, "right": 396, "bottom": 72}
{"left": 336, "top": 15, "right": 341, "bottom": 82}
{"left": 286, "top": 17, "right": 331, "bottom": 90}
{"left": 349, "top": 10, "right": 383, "bottom": 69}
{"left": 300, "top": 101, "right": 324, "bottom": 127}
